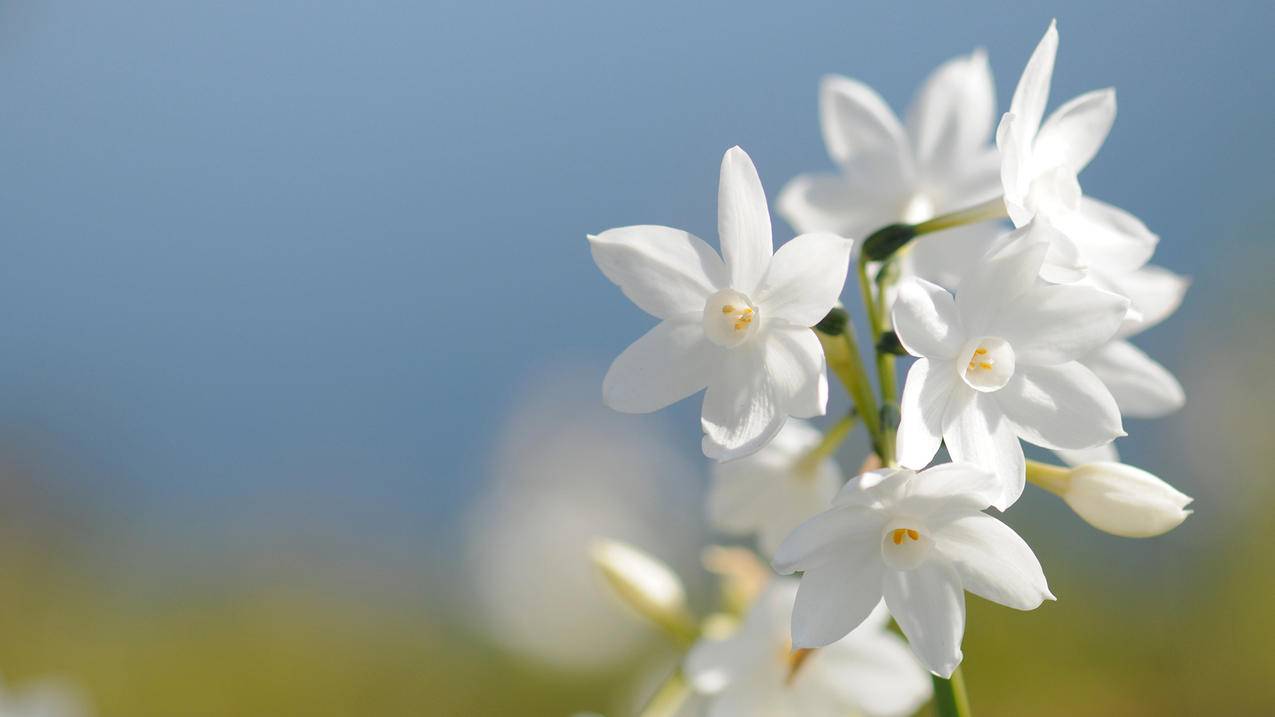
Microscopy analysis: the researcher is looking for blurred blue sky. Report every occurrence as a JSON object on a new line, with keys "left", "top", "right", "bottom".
{"left": 0, "top": 1, "right": 1269, "bottom": 573}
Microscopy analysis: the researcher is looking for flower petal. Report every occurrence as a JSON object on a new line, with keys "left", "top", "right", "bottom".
{"left": 892, "top": 278, "right": 965, "bottom": 360}
{"left": 1052, "top": 197, "right": 1158, "bottom": 275}
{"left": 907, "top": 48, "right": 997, "bottom": 175}
{"left": 776, "top": 172, "right": 878, "bottom": 238}
{"left": 1033, "top": 87, "right": 1116, "bottom": 176}
{"left": 804, "top": 620, "right": 932, "bottom": 717}
{"left": 882, "top": 559, "right": 966, "bottom": 678}
{"left": 997, "top": 362, "right": 1125, "bottom": 450}
{"left": 992, "top": 284, "right": 1129, "bottom": 365}
{"left": 1055, "top": 442, "right": 1119, "bottom": 467}
{"left": 589, "top": 226, "right": 727, "bottom": 318}
{"left": 1009, "top": 19, "right": 1058, "bottom": 140}
{"left": 603, "top": 313, "right": 720, "bottom": 413}
{"left": 700, "top": 343, "right": 782, "bottom": 461}
{"left": 718, "top": 146, "right": 774, "bottom": 294}
{"left": 772, "top": 505, "right": 884, "bottom": 574}
{"left": 955, "top": 231, "right": 1049, "bottom": 337}
{"left": 755, "top": 233, "right": 855, "bottom": 327}
{"left": 997, "top": 113, "right": 1032, "bottom": 219}
{"left": 819, "top": 74, "right": 911, "bottom": 180}
{"left": 897, "top": 359, "right": 957, "bottom": 470}
{"left": 943, "top": 387, "right": 1025, "bottom": 510}
{"left": 791, "top": 549, "right": 885, "bottom": 648}
{"left": 934, "top": 512, "right": 1054, "bottom": 610}
{"left": 1083, "top": 340, "right": 1185, "bottom": 418}
{"left": 1101, "top": 265, "right": 1191, "bottom": 339}
{"left": 763, "top": 326, "right": 829, "bottom": 419}
{"left": 898, "top": 462, "right": 1002, "bottom": 516}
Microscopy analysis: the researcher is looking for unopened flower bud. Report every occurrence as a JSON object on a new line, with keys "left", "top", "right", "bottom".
{"left": 1028, "top": 461, "right": 1192, "bottom": 538}
{"left": 590, "top": 539, "right": 697, "bottom": 643}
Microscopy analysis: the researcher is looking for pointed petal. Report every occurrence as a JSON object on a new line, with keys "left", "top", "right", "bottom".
{"left": 700, "top": 344, "right": 782, "bottom": 461}
{"left": 955, "top": 231, "right": 1049, "bottom": 337}
{"left": 943, "top": 388, "right": 1025, "bottom": 510}
{"left": 1009, "top": 19, "right": 1058, "bottom": 140}
{"left": 603, "top": 313, "right": 719, "bottom": 413}
{"left": 998, "top": 362, "right": 1125, "bottom": 450}
{"left": 791, "top": 551, "right": 885, "bottom": 648}
{"left": 997, "top": 113, "right": 1032, "bottom": 218}
{"left": 1033, "top": 88, "right": 1117, "bottom": 176}
{"left": 820, "top": 74, "right": 910, "bottom": 170}
{"left": 1052, "top": 197, "right": 1158, "bottom": 275}
{"left": 773, "top": 505, "right": 884, "bottom": 574}
{"left": 992, "top": 284, "right": 1129, "bottom": 365}
{"left": 892, "top": 278, "right": 965, "bottom": 360}
{"left": 907, "top": 48, "right": 997, "bottom": 173}
{"left": 763, "top": 326, "right": 829, "bottom": 419}
{"left": 718, "top": 146, "right": 774, "bottom": 293}
{"left": 882, "top": 560, "right": 966, "bottom": 678}
{"left": 1101, "top": 265, "right": 1191, "bottom": 339}
{"left": 589, "top": 226, "right": 727, "bottom": 318}
{"left": 897, "top": 462, "right": 1003, "bottom": 516}
{"left": 897, "top": 359, "right": 957, "bottom": 470}
{"left": 934, "top": 512, "right": 1054, "bottom": 610}
{"left": 755, "top": 233, "right": 855, "bottom": 327}
{"left": 1084, "top": 340, "right": 1185, "bottom": 418}
{"left": 776, "top": 172, "right": 877, "bottom": 238}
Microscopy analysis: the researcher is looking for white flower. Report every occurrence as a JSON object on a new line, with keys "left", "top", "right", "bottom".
{"left": 996, "top": 20, "right": 1158, "bottom": 284}
{"left": 774, "top": 464, "right": 1053, "bottom": 678}
{"left": 778, "top": 51, "right": 1002, "bottom": 288}
{"left": 589, "top": 146, "right": 855, "bottom": 460}
{"left": 892, "top": 228, "right": 1128, "bottom": 508}
{"left": 707, "top": 419, "right": 842, "bottom": 557}
{"left": 1033, "top": 461, "right": 1193, "bottom": 538}
{"left": 684, "top": 579, "right": 931, "bottom": 717}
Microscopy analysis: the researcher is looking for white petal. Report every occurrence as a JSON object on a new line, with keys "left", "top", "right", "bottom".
{"left": 992, "top": 284, "right": 1129, "bottom": 365}
{"left": 897, "top": 359, "right": 957, "bottom": 470}
{"left": 763, "top": 326, "right": 829, "bottom": 419}
{"left": 997, "top": 362, "right": 1125, "bottom": 450}
{"left": 934, "top": 512, "right": 1054, "bottom": 610}
{"left": 1054, "top": 442, "right": 1119, "bottom": 467}
{"left": 589, "top": 226, "right": 726, "bottom": 318}
{"left": 718, "top": 146, "right": 774, "bottom": 294}
{"left": 791, "top": 551, "right": 885, "bottom": 648}
{"left": 892, "top": 278, "right": 965, "bottom": 360}
{"left": 819, "top": 74, "right": 911, "bottom": 179}
{"left": 755, "top": 233, "right": 855, "bottom": 327}
{"left": 603, "top": 314, "right": 719, "bottom": 413}
{"left": 882, "top": 559, "right": 965, "bottom": 678}
{"left": 700, "top": 344, "right": 782, "bottom": 461}
{"left": 772, "top": 505, "right": 884, "bottom": 574}
{"left": 1009, "top": 19, "right": 1058, "bottom": 140}
{"left": 684, "top": 634, "right": 749, "bottom": 695}
{"left": 897, "top": 462, "right": 1003, "bottom": 517}
{"left": 776, "top": 172, "right": 877, "bottom": 238}
{"left": 1033, "top": 88, "right": 1116, "bottom": 176}
{"left": 1101, "top": 265, "right": 1191, "bottom": 339}
{"left": 907, "top": 48, "right": 997, "bottom": 173}
{"left": 902, "top": 221, "right": 1003, "bottom": 292}
{"left": 955, "top": 232, "right": 1049, "bottom": 337}
{"left": 1084, "top": 340, "right": 1185, "bottom": 418}
{"left": 997, "top": 113, "right": 1032, "bottom": 217}
{"left": 1052, "top": 197, "right": 1157, "bottom": 275}
{"left": 943, "top": 388, "right": 1025, "bottom": 510}
{"left": 805, "top": 625, "right": 932, "bottom": 717}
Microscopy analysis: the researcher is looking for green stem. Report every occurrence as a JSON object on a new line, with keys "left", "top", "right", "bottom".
{"left": 638, "top": 670, "right": 689, "bottom": 717}
{"left": 815, "top": 325, "right": 882, "bottom": 457}
{"left": 1025, "top": 459, "right": 1071, "bottom": 496}
{"left": 796, "top": 411, "right": 857, "bottom": 475}
{"left": 913, "top": 197, "right": 1008, "bottom": 237}
{"left": 932, "top": 668, "right": 972, "bottom": 717}
{"left": 857, "top": 252, "right": 897, "bottom": 465}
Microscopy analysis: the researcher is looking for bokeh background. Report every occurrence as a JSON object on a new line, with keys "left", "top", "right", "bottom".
{"left": 0, "top": 1, "right": 1270, "bottom": 714}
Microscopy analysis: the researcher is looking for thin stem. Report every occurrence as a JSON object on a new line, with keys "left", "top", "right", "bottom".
{"left": 796, "top": 411, "right": 857, "bottom": 475}
{"left": 815, "top": 325, "right": 882, "bottom": 456}
{"left": 638, "top": 670, "right": 689, "bottom": 717}
{"left": 913, "top": 197, "right": 1008, "bottom": 237}
{"left": 1026, "top": 460, "right": 1071, "bottom": 496}
{"left": 857, "top": 252, "right": 897, "bottom": 465}
{"left": 932, "top": 667, "right": 973, "bottom": 717}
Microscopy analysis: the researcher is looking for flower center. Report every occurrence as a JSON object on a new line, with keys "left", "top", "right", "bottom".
{"left": 703, "top": 289, "right": 759, "bottom": 348}
{"left": 958, "top": 336, "right": 1016, "bottom": 392}
{"left": 880, "top": 520, "right": 932, "bottom": 570}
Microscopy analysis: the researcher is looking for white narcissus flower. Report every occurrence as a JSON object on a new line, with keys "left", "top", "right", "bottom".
{"left": 1032, "top": 461, "right": 1193, "bottom": 538}
{"left": 707, "top": 419, "right": 842, "bottom": 557}
{"left": 589, "top": 146, "right": 855, "bottom": 460}
{"left": 778, "top": 50, "right": 1003, "bottom": 288}
{"left": 684, "top": 579, "right": 931, "bottom": 717}
{"left": 996, "top": 20, "right": 1158, "bottom": 284}
{"left": 774, "top": 464, "right": 1053, "bottom": 678}
{"left": 892, "top": 227, "right": 1128, "bottom": 509}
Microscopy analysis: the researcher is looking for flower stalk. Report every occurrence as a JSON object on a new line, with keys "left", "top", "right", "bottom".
{"left": 932, "top": 668, "right": 973, "bottom": 717}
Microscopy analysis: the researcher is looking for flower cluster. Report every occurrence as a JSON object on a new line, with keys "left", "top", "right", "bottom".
{"left": 587, "top": 19, "right": 1192, "bottom": 715}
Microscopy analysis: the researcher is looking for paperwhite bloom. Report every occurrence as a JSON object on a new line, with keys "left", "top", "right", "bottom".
{"left": 779, "top": 51, "right": 1002, "bottom": 288}
{"left": 997, "top": 20, "right": 1158, "bottom": 284}
{"left": 774, "top": 464, "right": 1053, "bottom": 678}
{"left": 590, "top": 146, "right": 855, "bottom": 460}
{"left": 684, "top": 579, "right": 931, "bottom": 717}
{"left": 1034, "top": 461, "right": 1193, "bottom": 538}
{"left": 893, "top": 229, "right": 1128, "bottom": 508}
{"left": 707, "top": 419, "right": 842, "bottom": 557}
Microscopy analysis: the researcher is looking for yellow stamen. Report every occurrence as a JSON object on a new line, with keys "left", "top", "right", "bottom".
{"left": 978, "top": 362, "right": 993, "bottom": 369}
{"left": 891, "top": 528, "right": 920, "bottom": 544}
{"left": 975, "top": 348, "right": 988, "bottom": 355}
{"left": 721, "top": 305, "right": 735, "bottom": 313}
{"left": 906, "top": 529, "right": 919, "bottom": 540}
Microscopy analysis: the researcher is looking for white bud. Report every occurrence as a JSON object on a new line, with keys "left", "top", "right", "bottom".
{"left": 1061, "top": 462, "right": 1193, "bottom": 538}
{"left": 590, "top": 539, "right": 695, "bottom": 640}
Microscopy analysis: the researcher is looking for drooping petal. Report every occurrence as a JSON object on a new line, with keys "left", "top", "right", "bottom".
{"left": 943, "top": 387, "right": 1025, "bottom": 510}
{"left": 819, "top": 74, "right": 912, "bottom": 181}
{"left": 718, "top": 146, "right": 774, "bottom": 294}
{"left": 755, "top": 233, "right": 855, "bottom": 327}
{"left": 1100, "top": 265, "right": 1191, "bottom": 338}
{"left": 772, "top": 505, "right": 885, "bottom": 574}
{"left": 992, "top": 284, "right": 1129, "bottom": 365}
{"left": 1032, "top": 87, "right": 1117, "bottom": 176}
{"left": 907, "top": 48, "right": 997, "bottom": 174}
{"left": 897, "top": 359, "right": 957, "bottom": 470}
{"left": 882, "top": 559, "right": 966, "bottom": 677}
{"left": 1052, "top": 197, "right": 1158, "bottom": 275}
{"left": 791, "top": 551, "right": 886, "bottom": 648}
{"left": 933, "top": 512, "right": 1054, "bottom": 610}
{"left": 955, "top": 232, "right": 1050, "bottom": 337}
{"left": 1083, "top": 340, "right": 1185, "bottom": 418}
{"left": 763, "top": 325, "right": 829, "bottom": 419}
{"left": 603, "top": 313, "right": 720, "bottom": 413}
{"left": 588, "top": 226, "right": 727, "bottom": 318}
{"left": 776, "top": 172, "right": 879, "bottom": 238}
{"left": 701, "top": 343, "right": 783, "bottom": 461}
{"left": 892, "top": 278, "right": 966, "bottom": 360}
{"left": 1009, "top": 19, "right": 1059, "bottom": 141}
{"left": 997, "top": 362, "right": 1125, "bottom": 450}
